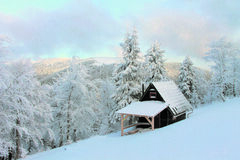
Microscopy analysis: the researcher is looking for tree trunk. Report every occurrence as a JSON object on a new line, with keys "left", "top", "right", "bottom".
{"left": 221, "top": 92, "right": 226, "bottom": 102}
{"left": 8, "top": 148, "right": 13, "bottom": 160}
{"left": 66, "top": 86, "right": 74, "bottom": 142}
{"left": 233, "top": 75, "right": 236, "bottom": 97}
{"left": 73, "top": 129, "right": 77, "bottom": 142}
{"left": 59, "top": 126, "right": 63, "bottom": 147}
{"left": 15, "top": 118, "right": 21, "bottom": 160}
{"left": 233, "top": 63, "right": 237, "bottom": 97}
{"left": 28, "top": 140, "right": 32, "bottom": 153}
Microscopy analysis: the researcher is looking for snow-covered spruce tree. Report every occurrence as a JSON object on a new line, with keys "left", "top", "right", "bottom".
{"left": 205, "top": 39, "right": 235, "bottom": 102}
{"left": 110, "top": 29, "right": 142, "bottom": 124}
{"left": 0, "top": 53, "right": 13, "bottom": 158}
{"left": 1, "top": 60, "right": 53, "bottom": 159}
{"left": 144, "top": 41, "right": 168, "bottom": 83}
{"left": 52, "top": 57, "right": 100, "bottom": 146}
{"left": 178, "top": 56, "right": 199, "bottom": 107}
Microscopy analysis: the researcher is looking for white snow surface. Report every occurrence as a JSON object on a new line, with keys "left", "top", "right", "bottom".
{"left": 116, "top": 101, "right": 168, "bottom": 117}
{"left": 22, "top": 98, "right": 240, "bottom": 160}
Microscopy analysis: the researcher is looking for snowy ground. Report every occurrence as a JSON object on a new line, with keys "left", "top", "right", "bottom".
{"left": 23, "top": 98, "right": 240, "bottom": 160}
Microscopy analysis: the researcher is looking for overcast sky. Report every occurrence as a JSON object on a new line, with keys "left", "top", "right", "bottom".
{"left": 0, "top": 0, "right": 239, "bottom": 67}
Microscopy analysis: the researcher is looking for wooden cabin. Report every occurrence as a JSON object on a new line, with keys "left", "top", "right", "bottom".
{"left": 117, "top": 81, "right": 193, "bottom": 136}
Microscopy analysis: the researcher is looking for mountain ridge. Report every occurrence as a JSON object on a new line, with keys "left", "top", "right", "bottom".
{"left": 33, "top": 57, "right": 209, "bottom": 81}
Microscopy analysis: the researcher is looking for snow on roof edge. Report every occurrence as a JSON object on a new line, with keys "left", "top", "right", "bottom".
{"left": 117, "top": 101, "right": 169, "bottom": 117}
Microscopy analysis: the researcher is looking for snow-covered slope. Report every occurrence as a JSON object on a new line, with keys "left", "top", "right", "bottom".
{"left": 23, "top": 98, "right": 240, "bottom": 160}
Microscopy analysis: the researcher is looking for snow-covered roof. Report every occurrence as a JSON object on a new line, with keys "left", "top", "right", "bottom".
{"left": 152, "top": 81, "right": 192, "bottom": 115}
{"left": 116, "top": 101, "right": 169, "bottom": 117}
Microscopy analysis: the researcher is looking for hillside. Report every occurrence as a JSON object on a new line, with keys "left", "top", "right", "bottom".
{"left": 33, "top": 57, "right": 121, "bottom": 77}
{"left": 22, "top": 98, "right": 240, "bottom": 160}
{"left": 33, "top": 57, "right": 208, "bottom": 81}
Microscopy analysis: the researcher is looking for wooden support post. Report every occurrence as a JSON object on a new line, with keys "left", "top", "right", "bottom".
{"left": 152, "top": 116, "right": 154, "bottom": 130}
{"left": 121, "top": 114, "right": 124, "bottom": 136}
{"left": 123, "top": 115, "right": 130, "bottom": 121}
{"left": 145, "top": 116, "right": 152, "bottom": 125}
{"left": 145, "top": 116, "right": 155, "bottom": 130}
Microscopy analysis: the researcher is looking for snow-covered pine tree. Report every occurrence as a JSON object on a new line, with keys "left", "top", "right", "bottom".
{"left": 110, "top": 29, "right": 142, "bottom": 124}
{"left": 205, "top": 39, "right": 234, "bottom": 102}
{"left": 178, "top": 56, "right": 199, "bottom": 107}
{"left": 144, "top": 41, "right": 168, "bottom": 83}
{"left": 52, "top": 57, "right": 100, "bottom": 146}
{"left": 1, "top": 59, "right": 53, "bottom": 159}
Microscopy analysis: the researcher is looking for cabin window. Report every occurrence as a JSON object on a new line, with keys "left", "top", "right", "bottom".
{"left": 149, "top": 92, "right": 157, "bottom": 98}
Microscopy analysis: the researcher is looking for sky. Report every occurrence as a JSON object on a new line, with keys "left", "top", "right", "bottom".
{"left": 0, "top": 0, "right": 240, "bottom": 67}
